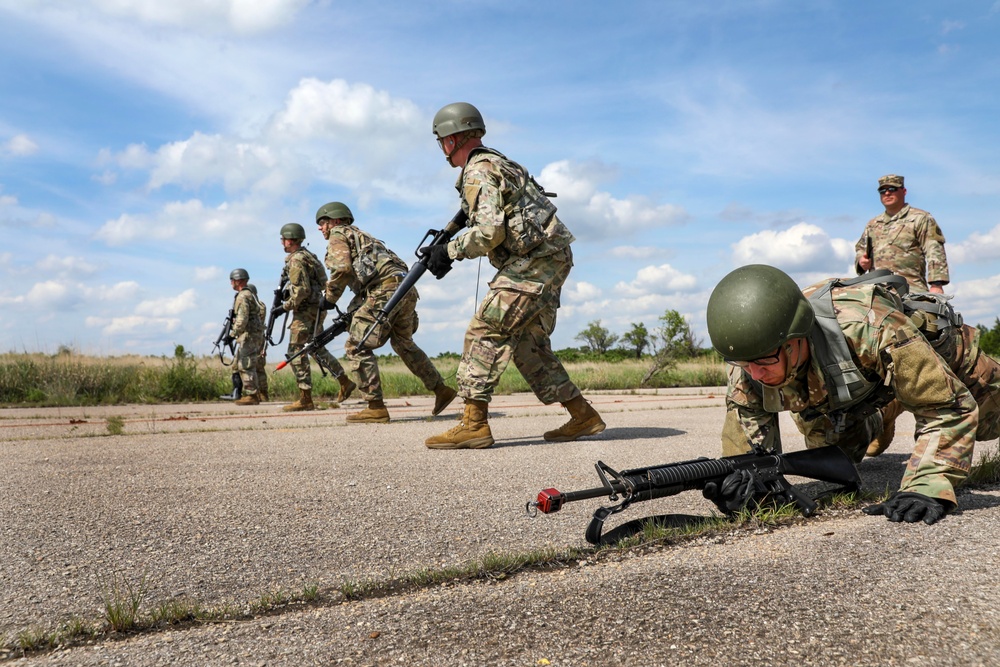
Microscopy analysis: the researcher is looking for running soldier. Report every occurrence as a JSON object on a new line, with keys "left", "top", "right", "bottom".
{"left": 229, "top": 269, "right": 265, "bottom": 406}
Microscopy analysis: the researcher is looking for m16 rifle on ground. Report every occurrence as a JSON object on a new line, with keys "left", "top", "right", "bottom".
{"left": 356, "top": 209, "right": 467, "bottom": 349}
{"left": 275, "top": 305, "right": 353, "bottom": 372}
{"left": 528, "top": 445, "right": 861, "bottom": 544}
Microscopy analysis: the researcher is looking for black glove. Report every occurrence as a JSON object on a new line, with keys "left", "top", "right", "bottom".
{"left": 420, "top": 245, "right": 454, "bottom": 279}
{"left": 272, "top": 303, "right": 286, "bottom": 317}
{"left": 321, "top": 297, "right": 337, "bottom": 311}
{"left": 703, "top": 469, "right": 757, "bottom": 514}
{"left": 862, "top": 491, "right": 948, "bottom": 525}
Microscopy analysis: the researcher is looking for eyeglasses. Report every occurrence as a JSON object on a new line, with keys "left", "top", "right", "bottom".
{"left": 726, "top": 348, "right": 782, "bottom": 368}
{"left": 878, "top": 186, "right": 900, "bottom": 195}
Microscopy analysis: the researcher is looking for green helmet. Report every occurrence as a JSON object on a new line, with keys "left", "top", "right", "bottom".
{"left": 315, "top": 201, "right": 354, "bottom": 223}
{"left": 432, "top": 102, "right": 486, "bottom": 138}
{"left": 706, "top": 264, "right": 815, "bottom": 361}
{"left": 246, "top": 283, "right": 258, "bottom": 296}
{"left": 280, "top": 223, "right": 305, "bottom": 240}
{"left": 229, "top": 268, "right": 249, "bottom": 281}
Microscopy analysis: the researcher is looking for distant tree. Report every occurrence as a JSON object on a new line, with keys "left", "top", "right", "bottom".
{"left": 575, "top": 320, "right": 619, "bottom": 354}
{"left": 642, "top": 310, "right": 699, "bottom": 384}
{"left": 621, "top": 322, "right": 650, "bottom": 359}
{"left": 979, "top": 319, "right": 1000, "bottom": 357}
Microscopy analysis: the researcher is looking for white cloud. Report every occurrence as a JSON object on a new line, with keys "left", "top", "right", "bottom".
{"left": 94, "top": 199, "right": 261, "bottom": 247}
{"left": 731, "top": 222, "right": 854, "bottom": 273}
{"left": 24, "top": 280, "right": 74, "bottom": 308}
{"left": 609, "top": 246, "right": 670, "bottom": 260}
{"left": 73, "top": 0, "right": 310, "bottom": 34}
{"left": 135, "top": 288, "right": 198, "bottom": 316}
{"left": 538, "top": 160, "right": 689, "bottom": 240}
{"left": 85, "top": 314, "right": 181, "bottom": 335}
{"left": 36, "top": 255, "right": 99, "bottom": 276}
{"left": 195, "top": 266, "right": 223, "bottom": 282}
{"left": 949, "top": 223, "right": 1000, "bottom": 263}
{"left": 614, "top": 264, "right": 698, "bottom": 298}
{"left": 3, "top": 134, "right": 39, "bottom": 156}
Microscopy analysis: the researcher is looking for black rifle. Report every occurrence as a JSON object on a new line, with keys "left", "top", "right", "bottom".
{"left": 275, "top": 305, "right": 353, "bottom": 371}
{"left": 866, "top": 235, "right": 875, "bottom": 273}
{"left": 265, "top": 272, "right": 290, "bottom": 347}
{"left": 212, "top": 305, "right": 237, "bottom": 366}
{"left": 356, "top": 209, "right": 468, "bottom": 348}
{"left": 528, "top": 445, "right": 861, "bottom": 545}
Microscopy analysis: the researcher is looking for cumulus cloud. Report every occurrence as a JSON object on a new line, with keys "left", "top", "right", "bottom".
{"left": 94, "top": 199, "right": 259, "bottom": 246}
{"left": 85, "top": 314, "right": 181, "bottom": 335}
{"left": 731, "top": 222, "right": 854, "bottom": 273}
{"left": 948, "top": 223, "right": 1000, "bottom": 263}
{"left": 614, "top": 264, "right": 698, "bottom": 297}
{"left": 135, "top": 288, "right": 198, "bottom": 316}
{"left": 195, "top": 266, "right": 223, "bottom": 282}
{"left": 538, "top": 160, "right": 689, "bottom": 241}
{"left": 3, "top": 134, "right": 39, "bottom": 156}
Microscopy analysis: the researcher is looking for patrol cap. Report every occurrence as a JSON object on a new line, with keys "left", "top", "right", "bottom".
{"left": 878, "top": 174, "right": 904, "bottom": 190}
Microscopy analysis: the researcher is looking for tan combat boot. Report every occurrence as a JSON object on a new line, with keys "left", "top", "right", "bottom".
{"left": 336, "top": 374, "right": 357, "bottom": 403}
{"left": 544, "top": 395, "right": 606, "bottom": 442}
{"left": 431, "top": 382, "right": 458, "bottom": 416}
{"left": 234, "top": 393, "right": 260, "bottom": 406}
{"left": 346, "top": 399, "right": 390, "bottom": 424}
{"left": 283, "top": 388, "right": 315, "bottom": 412}
{"left": 258, "top": 388, "right": 269, "bottom": 403}
{"left": 425, "top": 400, "right": 494, "bottom": 449}
{"left": 866, "top": 399, "right": 903, "bottom": 457}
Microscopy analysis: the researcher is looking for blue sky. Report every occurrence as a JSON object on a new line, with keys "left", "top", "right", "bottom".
{"left": 3, "top": 0, "right": 1000, "bottom": 359}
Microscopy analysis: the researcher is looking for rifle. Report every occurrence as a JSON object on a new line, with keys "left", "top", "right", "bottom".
{"left": 356, "top": 209, "right": 468, "bottom": 348}
{"left": 866, "top": 235, "right": 875, "bottom": 273}
{"left": 265, "top": 272, "right": 290, "bottom": 347}
{"left": 527, "top": 445, "right": 861, "bottom": 545}
{"left": 212, "top": 305, "right": 237, "bottom": 366}
{"left": 275, "top": 305, "right": 353, "bottom": 371}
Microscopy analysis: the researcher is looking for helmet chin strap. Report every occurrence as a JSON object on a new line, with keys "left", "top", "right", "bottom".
{"left": 772, "top": 339, "right": 805, "bottom": 389}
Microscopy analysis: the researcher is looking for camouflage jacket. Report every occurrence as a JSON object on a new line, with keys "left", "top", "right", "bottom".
{"left": 323, "top": 223, "right": 408, "bottom": 305}
{"left": 283, "top": 247, "right": 327, "bottom": 313}
{"left": 448, "top": 147, "right": 574, "bottom": 276}
{"left": 854, "top": 204, "right": 949, "bottom": 291}
{"left": 727, "top": 280, "right": 978, "bottom": 505}
{"left": 231, "top": 287, "right": 264, "bottom": 342}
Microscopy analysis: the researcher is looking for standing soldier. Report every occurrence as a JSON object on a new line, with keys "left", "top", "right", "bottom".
{"left": 423, "top": 102, "right": 605, "bottom": 449}
{"left": 316, "top": 202, "right": 457, "bottom": 423}
{"left": 246, "top": 283, "right": 270, "bottom": 402}
{"left": 855, "top": 174, "right": 950, "bottom": 294}
{"left": 229, "top": 269, "right": 265, "bottom": 406}
{"left": 707, "top": 264, "right": 1000, "bottom": 525}
{"left": 276, "top": 223, "right": 356, "bottom": 412}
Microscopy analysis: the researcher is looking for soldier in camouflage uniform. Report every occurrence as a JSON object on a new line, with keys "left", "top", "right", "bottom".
{"left": 246, "top": 283, "right": 270, "bottom": 402}
{"left": 276, "top": 223, "right": 356, "bottom": 412}
{"left": 229, "top": 269, "right": 265, "bottom": 406}
{"left": 423, "top": 102, "right": 605, "bottom": 449}
{"left": 707, "top": 264, "right": 1000, "bottom": 525}
{"left": 855, "top": 174, "right": 950, "bottom": 294}
{"left": 315, "top": 201, "right": 457, "bottom": 424}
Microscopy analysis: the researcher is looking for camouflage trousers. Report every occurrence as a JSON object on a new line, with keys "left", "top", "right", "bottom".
{"left": 457, "top": 250, "right": 579, "bottom": 405}
{"left": 344, "top": 284, "right": 444, "bottom": 402}
{"left": 235, "top": 337, "right": 263, "bottom": 396}
{"left": 287, "top": 309, "right": 346, "bottom": 391}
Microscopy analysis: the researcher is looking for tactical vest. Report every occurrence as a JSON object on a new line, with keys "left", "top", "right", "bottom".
{"left": 803, "top": 269, "right": 963, "bottom": 419}
{"left": 337, "top": 225, "right": 406, "bottom": 290}
{"left": 295, "top": 248, "right": 327, "bottom": 306}
{"left": 463, "top": 147, "right": 558, "bottom": 256}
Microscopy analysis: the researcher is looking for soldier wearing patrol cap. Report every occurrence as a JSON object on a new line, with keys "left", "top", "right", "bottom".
{"left": 855, "top": 174, "right": 950, "bottom": 294}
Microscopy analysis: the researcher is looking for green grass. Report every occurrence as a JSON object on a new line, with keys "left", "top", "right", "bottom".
{"left": 0, "top": 351, "right": 726, "bottom": 407}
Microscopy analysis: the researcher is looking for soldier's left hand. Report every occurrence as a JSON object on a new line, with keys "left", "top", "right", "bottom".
{"left": 862, "top": 491, "right": 948, "bottom": 525}
{"left": 420, "top": 245, "right": 454, "bottom": 279}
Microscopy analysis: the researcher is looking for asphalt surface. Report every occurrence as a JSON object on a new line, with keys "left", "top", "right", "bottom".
{"left": 1, "top": 389, "right": 998, "bottom": 666}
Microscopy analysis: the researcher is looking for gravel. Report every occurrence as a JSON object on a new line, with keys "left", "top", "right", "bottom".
{"left": 2, "top": 390, "right": 997, "bottom": 665}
